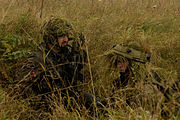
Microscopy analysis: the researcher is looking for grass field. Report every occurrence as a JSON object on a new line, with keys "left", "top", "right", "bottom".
{"left": 0, "top": 0, "right": 180, "bottom": 119}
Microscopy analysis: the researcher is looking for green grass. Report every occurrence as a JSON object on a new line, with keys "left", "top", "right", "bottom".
{"left": 0, "top": 0, "right": 180, "bottom": 119}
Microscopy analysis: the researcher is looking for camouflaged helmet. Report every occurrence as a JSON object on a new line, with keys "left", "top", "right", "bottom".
{"left": 104, "top": 42, "right": 151, "bottom": 66}
{"left": 43, "top": 17, "right": 75, "bottom": 47}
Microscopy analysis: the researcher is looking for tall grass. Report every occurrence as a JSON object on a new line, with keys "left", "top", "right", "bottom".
{"left": 0, "top": 0, "right": 180, "bottom": 119}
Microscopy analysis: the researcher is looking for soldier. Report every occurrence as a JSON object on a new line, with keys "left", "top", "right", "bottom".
{"left": 13, "top": 17, "right": 88, "bottom": 113}
{"left": 104, "top": 42, "right": 179, "bottom": 118}
{"left": 104, "top": 42, "right": 150, "bottom": 89}
{"left": 102, "top": 43, "right": 150, "bottom": 108}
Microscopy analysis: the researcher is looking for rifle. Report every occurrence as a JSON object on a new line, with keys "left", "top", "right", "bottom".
{"left": 151, "top": 70, "right": 171, "bottom": 101}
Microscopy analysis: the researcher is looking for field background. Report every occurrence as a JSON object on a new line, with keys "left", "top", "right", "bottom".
{"left": 0, "top": 0, "right": 180, "bottom": 120}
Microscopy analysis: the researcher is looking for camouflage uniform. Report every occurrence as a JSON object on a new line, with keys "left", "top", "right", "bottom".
{"left": 105, "top": 43, "right": 150, "bottom": 89}
{"left": 14, "top": 17, "right": 87, "bottom": 112}
{"left": 104, "top": 43, "right": 180, "bottom": 118}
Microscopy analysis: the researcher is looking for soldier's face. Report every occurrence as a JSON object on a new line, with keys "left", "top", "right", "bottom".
{"left": 58, "top": 36, "right": 68, "bottom": 47}
{"left": 117, "top": 61, "right": 129, "bottom": 73}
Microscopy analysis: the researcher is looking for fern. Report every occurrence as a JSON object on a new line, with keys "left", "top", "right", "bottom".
{"left": 0, "top": 35, "right": 32, "bottom": 61}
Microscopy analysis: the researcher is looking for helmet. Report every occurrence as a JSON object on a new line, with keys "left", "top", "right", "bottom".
{"left": 43, "top": 17, "right": 75, "bottom": 48}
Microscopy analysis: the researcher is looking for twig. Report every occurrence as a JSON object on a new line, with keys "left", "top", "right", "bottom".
{"left": 0, "top": 0, "right": 15, "bottom": 25}
{"left": 40, "top": 0, "right": 44, "bottom": 18}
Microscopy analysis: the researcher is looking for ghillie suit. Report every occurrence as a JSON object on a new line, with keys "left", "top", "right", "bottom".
{"left": 13, "top": 17, "right": 88, "bottom": 114}
{"left": 104, "top": 42, "right": 180, "bottom": 118}
{"left": 103, "top": 43, "right": 151, "bottom": 107}
{"left": 104, "top": 42, "right": 150, "bottom": 88}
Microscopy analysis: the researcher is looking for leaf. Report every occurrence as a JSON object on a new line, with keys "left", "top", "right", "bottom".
{"left": 1, "top": 42, "right": 13, "bottom": 55}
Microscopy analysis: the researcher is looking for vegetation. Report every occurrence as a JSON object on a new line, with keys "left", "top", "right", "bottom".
{"left": 0, "top": 0, "right": 179, "bottom": 119}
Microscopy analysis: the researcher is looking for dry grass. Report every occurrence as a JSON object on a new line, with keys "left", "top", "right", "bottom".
{"left": 0, "top": 0, "right": 180, "bottom": 119}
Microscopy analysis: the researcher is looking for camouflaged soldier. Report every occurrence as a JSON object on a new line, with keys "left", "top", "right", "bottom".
{"left": 102, "top": 43, "right": 150, "bottom": 107}
{"left": 104, "top": 43, "right": 180, "bottom": 118}
{"left": 14, "top": 17, "right": 87, "bottom": 112}
{"left": 104, "top": 43, "right": 150, "bottom": 89}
